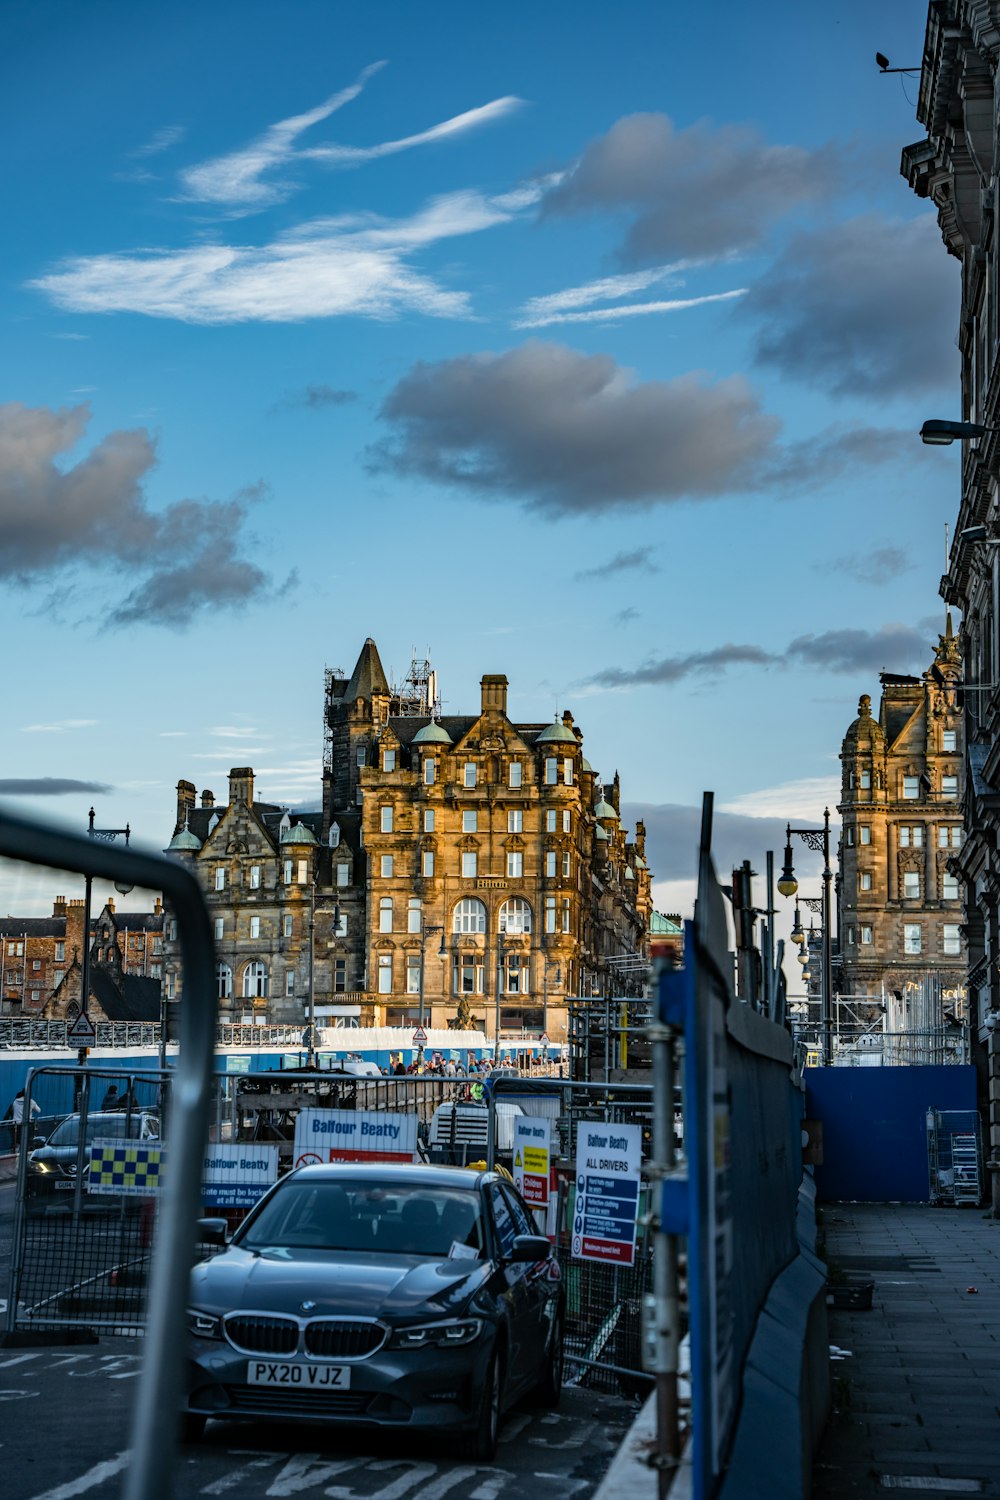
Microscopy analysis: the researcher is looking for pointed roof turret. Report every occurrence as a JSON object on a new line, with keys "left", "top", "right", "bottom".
{"left": 346, "top": 638, "right": 390, "bottom": 702}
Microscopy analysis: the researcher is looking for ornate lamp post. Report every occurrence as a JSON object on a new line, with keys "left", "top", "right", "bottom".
{"left": 778, "top": 809, "right": 833, "bottom": 1066}
{"left": 81, "top": 807, "right": 132, "bottom": 1069}
{"left": 417, "top": 922, "right": 446, "bottom": 1051}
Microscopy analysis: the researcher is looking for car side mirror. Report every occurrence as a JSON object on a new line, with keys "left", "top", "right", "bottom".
{"left": 196, "top": 1217, "right": 229, "bottom": 1246}
{"left": 509, "top": 1233, "right": 552, "bottom": 1262}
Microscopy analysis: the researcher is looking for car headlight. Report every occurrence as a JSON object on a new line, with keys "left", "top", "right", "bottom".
{"left": 29, "top": 1160, "right": 50, "bottom": 1174}
{"left": 390, "top": 1319, "right": 483, "bottom": 1349}
{"left": 187, "top": 1308, "right": 222, "bottom": 1339}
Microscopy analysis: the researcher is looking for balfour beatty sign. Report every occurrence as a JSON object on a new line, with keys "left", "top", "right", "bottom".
{"left": 202, "top": 1144, "right": 278, "bottom": 1209}
{"left": 293, "top": 1109, "right": 419, "bottom": 1168}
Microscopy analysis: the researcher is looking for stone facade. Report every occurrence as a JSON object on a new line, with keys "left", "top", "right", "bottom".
{"left": 837, "top": 628, "right": 966, "bottom": 1013}
{"left": 1, "top": 896, "right": 164, "bottom": 1020}
{"left": 164, "top": 640, "right": 652, "bottom": 1043}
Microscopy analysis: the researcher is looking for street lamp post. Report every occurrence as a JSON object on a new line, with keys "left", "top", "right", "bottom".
{"left": 494, "top": 932, "right": 505, "bottom": 1063}
{"left": 417, "top": 922, "right": 446, "bottom": 1042}
{"left": 81, "top": 807, "right": 133, "bottom": 1071}
{"left": 778, "top": 809, "right": 833, "bottom": 1066}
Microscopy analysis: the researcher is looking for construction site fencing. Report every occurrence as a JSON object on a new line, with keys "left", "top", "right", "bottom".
{"left": 488, "top": 1076, "right": 658, "bottom": 1397}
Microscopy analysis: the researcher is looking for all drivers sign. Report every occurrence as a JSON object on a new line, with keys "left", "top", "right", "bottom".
{"left": 293, "top": 1108, "right": 419, "bottom": 1168}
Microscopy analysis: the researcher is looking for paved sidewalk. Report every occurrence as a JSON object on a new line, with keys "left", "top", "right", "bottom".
{"left": 812, "top": 1202, "right": 1000, "bottom": 1497}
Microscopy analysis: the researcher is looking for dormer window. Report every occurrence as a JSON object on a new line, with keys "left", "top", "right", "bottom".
{"left": 383, "top": 749, "right": 396, "bottom": 772}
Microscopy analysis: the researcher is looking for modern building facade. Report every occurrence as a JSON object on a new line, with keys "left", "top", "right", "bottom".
{"left": 164, "top": 640, "right": 653, "bottom": 1044}
{"left": 904, "top": 1, "right": 1000, "bottom": 1201}
{"left": 837, "top": 629, "right": 966, "bottom": 1045}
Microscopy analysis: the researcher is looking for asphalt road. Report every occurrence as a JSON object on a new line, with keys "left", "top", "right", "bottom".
{"left": 0, "top": 1181, "right": 639, "bottom": 1500}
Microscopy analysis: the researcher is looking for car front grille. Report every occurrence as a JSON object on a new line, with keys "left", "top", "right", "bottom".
{"left": 304, "top": 1320, "right": 387, "bottom": 1359}
{"left": 225, "top": 1386, "right": 374, "bottom": 1418}
{"left": 224, "top": 1315, "right": 299, "bottom": 1356}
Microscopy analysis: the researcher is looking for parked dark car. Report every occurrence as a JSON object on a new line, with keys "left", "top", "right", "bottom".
{"left": 26, "top": 1109, "right": 160, "bottom": 1201}
{"left": 184, "top": 1162, "right": 563, "bottom": 1458}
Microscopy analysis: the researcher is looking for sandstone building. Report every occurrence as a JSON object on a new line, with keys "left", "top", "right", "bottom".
{"left": 837, "top": 626, "right": 966, "bottom": 1031}
{"left": 163, "top": 640, "right": 652, "bottom": 1043}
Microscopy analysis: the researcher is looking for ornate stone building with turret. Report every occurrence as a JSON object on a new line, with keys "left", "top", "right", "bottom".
{"left": 163, "top": 640, "right": 652, "bottom": 1043}
{"left": 837, "top": 624, "right": 966, "bottom": 1035}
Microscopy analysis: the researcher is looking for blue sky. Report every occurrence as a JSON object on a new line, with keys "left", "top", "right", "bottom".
{"left": 0, "top": 1, "right": 960, "bottom": 949}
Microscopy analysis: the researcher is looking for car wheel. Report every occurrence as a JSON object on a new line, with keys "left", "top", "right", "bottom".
{"left": 533, "top": 1313, "right": 564, "bottom": 1409}
{"left": 180, "top": 1412, "right": 206, "bottom": 1443}
{"left": 464, "top": 1346, "right": 503, "bottom": 1462}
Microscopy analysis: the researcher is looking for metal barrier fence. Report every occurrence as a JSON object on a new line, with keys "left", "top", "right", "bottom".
{"left": 7, "top": 1065, "right": 660, "bottom": 1399}
{"left": 488, "top": 1076, "right": 657, "bottom": 1395}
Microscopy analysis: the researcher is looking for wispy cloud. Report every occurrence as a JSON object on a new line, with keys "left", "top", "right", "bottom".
{"left": 21, "top": 718, "right": 98, "bottom": 733}
{"left": 720, "top": 777, "right": 840, "bottom": 821}
{"left": 0, "top": 777, "right": 112, "bottom": 796}
{"left": 179, "top": 64, "right": 521, "bottom": 214}
{"left": 517, "top": 288, "right": 746, "bottom": 328}
{"left": 575, "top": 549, "right": 657, "bottom": 581}
{"left": 130, "top": 125, "right": 186, "bottom": 160}
{"left": 273, "top": 384, "right": 358, "bottom": 413}
{"left": 825, "top": 547, "right": 914, "bottom": 585}
{"left": 614, "top": 607, "right": 640, "bottom": 626}
{"left": 32, "top": 188, "right": 538, "bottom": 325}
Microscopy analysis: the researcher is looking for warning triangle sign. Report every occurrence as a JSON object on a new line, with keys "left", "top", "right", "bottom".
{"left": 411, "top": 1025, "right": 428, "bottom": 1045}
{"left": 514, "top": 1151, "right": 522, "bottom": 1168}
{"left": 67, "top": 1012, "right": 96, "bottom": 1045}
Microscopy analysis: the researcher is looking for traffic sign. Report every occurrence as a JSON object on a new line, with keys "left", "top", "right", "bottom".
{"left": 411, "top": 1025, "right": 428, "bottom": 1046}
{"left": 67, "top": 1011, "right": 96, "bottom": 1045}
{"left": 513, "top": 1116, "right": 551, "bottom": 1207}
{"left": 540, "top": 1032, "right": 550, "bottom": 1044}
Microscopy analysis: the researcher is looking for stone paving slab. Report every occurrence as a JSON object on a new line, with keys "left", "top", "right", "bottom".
{"left": 812, "top": 1202, "right": 1000, "bottom": 1500}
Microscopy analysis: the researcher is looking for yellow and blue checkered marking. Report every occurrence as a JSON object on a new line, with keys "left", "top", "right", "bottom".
{"left": 88, "top": 1140, "right": 166, "bottom": 1196}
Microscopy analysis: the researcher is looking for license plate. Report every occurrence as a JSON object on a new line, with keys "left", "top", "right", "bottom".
{"left": 54, "top": 1181, "right": 75, "bottom": 1190}
{"left": 247, "top": 1361, "right": 351, "bottom": 1389}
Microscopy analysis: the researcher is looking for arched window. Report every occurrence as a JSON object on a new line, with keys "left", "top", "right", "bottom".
{"left": 408, "top": 898, "right": 422, "bottom": 934}
{"left": 453, "top": 898, "right": 487, "bottom": 934}
{"left": 379, "top": 897, "right": 393, "bottom": 934}
{"left": 242, "top": 961, "right": 268, "bottom": 999}
{"left": 216, "top": 962, "right": 232, "bottom": 999}
{"left": 499, "top": 898, "right": 532, "bottom": 935}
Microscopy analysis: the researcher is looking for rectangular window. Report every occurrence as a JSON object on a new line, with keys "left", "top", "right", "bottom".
{"left": 859, "top": 769, "right": 871, "bottom": 789}
{"left": 903, "top": 776, "right": 919, "bottom": 799}
{"left": 334, "top": 958, "right": 347, "bottom": 993}
{"left": 545, "top": 896, "right": 556, "bottom": 934}
{"left": 562, "top": 758, "right": 573, "bottom": 784}
{"left": 423, "top": 810, "right": 435, "bottom": 832}
{"left": 424, "top": 759, "right": 436, "bottom": 785}
{"left": 250, "top": 916, "right": 260, "bottom": 939}
{"left": 422, "top": 850, "right": 434, "bottom": 877}
{"left": 215, "top": 868, "right": 225, "bottom": 891}
{"left": 32, "top": 958, "right": 41, "bottom": 971}
{"left": 336, "top": 862, "right": 350, "bottom": 887}
{"left": 380, "top": 805, "right": 393, "bottom": 833}
{"left": 286, "top": 971, "right": 295, "bottom": 997}
{"left": 283, "top": 859, "right": 293, "bottom": 883}
{"left": 903, "top": 871, "right": 920, "bottom": 899}
{"left": 378, "top": 954, "right": 392, "bottom": 994}
{"left": 334, "top": 911, "right": 348, "bottom": 937}
{"left": 356, "top": 746, "right": 366, "bottom": 767}
{"left": 250, "top": 864, "right": 261, "bottom": 889}
{"left": 943, "top": 730, "right": 957, "bottom": 752}
{"left": 904, "top": 924, "right": 922, "bottom": 955}
{"left": 942, "top": 873, "right": 960, "bottom": 900}
{"left": 462, "top": 851, "right": 477, "bottom": 879}
{"left": 861, "top": 925, "right": 873, "bottom": 945}
{"left": 546, "top": 810, "right": 557, "bottom": 834}
{"left": 463, "top": 811, "right": 478, "bottom": 833}
{"left": 562, "top": 810, "right": 571, "bottom": 833}
{"left": 508, "top": 810, "right": 522, "bottom": 833}
{"left": 464, "top": 762, "right": 477, "bottom": 788}
{"left": 544, "top": 758, "right": 558, "bottom": 785}
{"left": 379, "top": 902, "right": 393, "bottom": 933}
{"left": 214, "top": 917, "right": 224, "bottom": 941}
{"left": 847, "top": 926, "right": 855, "bottom": 946}
{"left": 282, "top": 914, "right": 293, "bottom": 938}
{"left": 381, "top": 855, "right": 394, "bottom": 879}
{"left": 860, "top": 872, "right": 872, "bottom": 891}
{"left": 952, "top": 827, "right": 963, "bottom": 848}
{"left": 939, "top": 826, "right": 950, "bottom": 848}
{"left": 545, "top": 851, "right": 557, "bottom": 878}
{"left": 297, "top": 859, "right": 308, "bottom": 884}
{"left": 562, "top": 897, "right": 570, "bottom": 932}
{"left": 507, "top": 851, "right": 523, "bottom": 878}
{"left": 943, "top": 923, "right": 961, "bottom": 955}
{"left": 383, "top": 749, "right": 396, "bottom": 772}
{"left": 846, "top": 828, "right": 855, "bottom": 847}
{"left": 55, "top": 941, "right": 65, "bottom": 962}
{"left": 860, "top": 826, "right": 871, "bottom": 845}
{"left": 406, "top": 955, "right": 421, "bottom": 995}
{"left": 509, "top": 761, "right": 522, "bottom": 788}
{"left": 942, "top": 776, "right": 959, "bottom": 798}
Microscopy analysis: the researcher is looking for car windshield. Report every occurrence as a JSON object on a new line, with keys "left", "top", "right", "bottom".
{"left": 48, "top": 1113, "right": 148, "bottom": 1147}
{"left": 237, "top": 1178, "right": 486, "bottom": 1257}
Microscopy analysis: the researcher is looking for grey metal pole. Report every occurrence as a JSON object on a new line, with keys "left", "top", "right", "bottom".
{"left": 648, "top": 1004, "right": 680, "bottom": 1494}
{"left": 307, "top": 883, "right": 316, "bottom": 1067}
{"left": 78, "top": 869, "right": 93, "bottom": 1074}
{"left": 822, "top": 808, "right": 833, "bottom": 1067}
{"left": 763, "top": 850, "right": 775, "bottom": 1019}
{"left": 418, "top": 924, "right": 426, "bottom": 1032}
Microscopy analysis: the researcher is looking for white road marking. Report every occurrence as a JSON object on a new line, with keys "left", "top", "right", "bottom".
{"left": 0, "top": 1352, "right": 41, "bottom": 1369}
{"left": 468, "top": 1473, "right": 511, "bottom": 1500}
{"left": 201, "top": 1456, "right": 284, "bottom": 1494}
{"left": 0, "top": 1388, "right": 39, "bottom": 1401}
{"left": 265, "top": 1456, "right": 360, "bottom": 1496}
{"left": 499, "top": 1413, "right": 532, "bottom": 1443}
{"left": 27, "top": 1451, "right": 130, "bottom": 1500}
{"left": 325, "top": 1460, "right": 438, "bottom": 1500}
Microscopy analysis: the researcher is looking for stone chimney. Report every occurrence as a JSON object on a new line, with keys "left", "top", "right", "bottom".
{"left": 176, "top": 780, "right": 196, "bottom": 830}
{"left": 481, "top": 674, "right": 508, "bottom": 716}
{"left": 562, "top": 709, "right": 574, "bottom": 730}
{"left": 201, "top": 789, "right": 215, "bottom": 808}
{"left": 52, "top": 896, "right": 67, "bottom": 920}
{"left": 228, "top": 767, "right": 255, "bottom": 807}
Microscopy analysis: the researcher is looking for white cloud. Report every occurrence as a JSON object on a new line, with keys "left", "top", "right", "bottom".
{"left": 130, "top": 125, "right": 186, "bottom": 160}
{"left": 21, "top": 718, "right": 98, "bottom": 733}
{"left": 208, "top": 725, "right": 268, "bottom": 740}
{"left": 515, "top": 288, "right": 746, "bottom": 328}
{"left": 517, "top": 260, "right": 709, "bottom": 322}
{"left": 180, "top": 65, "right": 521, "bottom": 214}
{"left": 32, "top": 188, "right": 534, "bottom": 325}
{"left": 720, "top": 776, "right": 841, "bottom": 823}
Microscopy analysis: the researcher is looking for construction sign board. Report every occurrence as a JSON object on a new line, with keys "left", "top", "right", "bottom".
{"left": 512, "top": 1116, "right": 551, "bottom": 1206}
{"left": 88, "top": 1139, "right": 166, "bottom": 1197}
{"left": 293, "top": 1108, "right": 419, "bottom": 1167}
{"left": 202, "top": 1143, "right": 279, "bottom": 1210}
{"left": 573, "top": 1121, "right": 641, "bottom": 1266}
